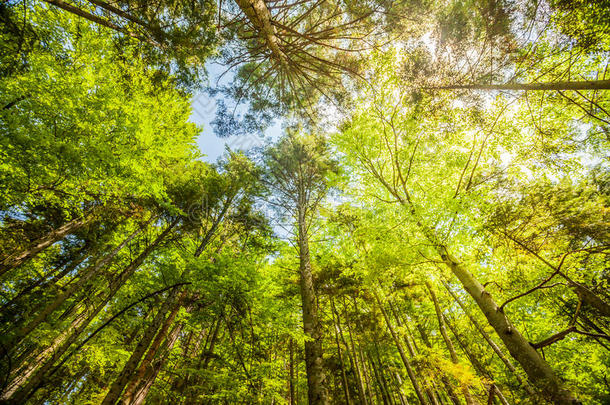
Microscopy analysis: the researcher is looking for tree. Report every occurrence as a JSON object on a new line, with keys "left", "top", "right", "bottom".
{"left": 37, "top": 0, "right": 217, "bottom": 86}
{"left": 262, "top": 131, "right": 338, "bottom": 404}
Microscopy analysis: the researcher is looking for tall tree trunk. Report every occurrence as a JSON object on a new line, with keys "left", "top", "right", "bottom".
{"left": 394, "top": 372, "right": 409, "bottom": 405}
{"left": 120, "top": 296, "right": 184, "bottom": 404}
{"left": 404, "top": 201, "right": 578, "bottom": 404}
{"left": 367, "top": 351, "right": 389, "bottom": 405}
{"left": 0, "top": 215, "right": 92, "bottom": 276}
{"left": 389, "top": 303, "right": 443, "bottom": 405}
{"left": 374, "top": 292, "right": 430, "bottom": 405}
{"left": 297, "top": 209, "right": 329, "bottom": 405}
{"left": 426, "top": 282, "right": 478, "bottom": 405}
{"left": 101, "top": 288, "right": 184, "bottom": 405}
{"left": 0, "top": 250, "right": 88, "bottom": 321}
{"left": 358, "top": 345, "right": 375, "bottom": 405}
{"left": 289, "top": 338, "right": 296, "bottom": 405}
{"left": 1, "top": 220, "right": 175, "bottom": 403}
{"left": 182, "top": 314, "right": 223, "bottom": 404}
{"left": 128, "top": 313, "right": 187, "bottom": 405}
{"left": 9, "top": 219, "right": 153, "bottom": 349}
{"left": 411, "top": 319, "right": 460, "bottom": 405}
{"left": 441, "top": 280, "right": 536, "bottom": 397}
{"left": 432, "top": 79, "right": 610, "bottom": 91}
{"left": 372, "top": 340, "right": 395, "bottom": 405}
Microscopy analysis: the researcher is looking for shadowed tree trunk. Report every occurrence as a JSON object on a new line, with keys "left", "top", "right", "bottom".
{"left": 0, "top": 215, "right": 93, "bottom": 276}
{"left": 120, "top": 297, "right": 184, "bottom": 404}
{"left": 330, "top": 300, "right": 352, "bottom": 405}
{"left": 9, "top": 220, "right": 151, "bottom": 348}
{"left": 1, "top": 220, "right": 176, "bottom": 404}
{"left": 101, "top": 289, "right": 185, "bottom": 405}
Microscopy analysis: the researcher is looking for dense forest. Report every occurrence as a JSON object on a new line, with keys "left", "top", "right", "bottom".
{"left": 0, "top": 0, "right": 609, "bottom": 404}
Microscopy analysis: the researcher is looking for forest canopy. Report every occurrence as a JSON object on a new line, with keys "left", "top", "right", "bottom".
{"left": 0, "top": 0, "right": 609, "bottom": 404}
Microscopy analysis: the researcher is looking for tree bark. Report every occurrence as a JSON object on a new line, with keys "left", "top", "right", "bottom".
{"left": 439, "top": 252, "right": 577, "bottom": 404}
{"left": 404, "top": 202, "right": 578, "bottom": 404}
{"left": 289, "top": 338, "right": 296, "bottom": 405}
{"left": 127, "top": 310, "right": 187, "bottom": 405}
{"left": 444, "top": 314, "right": 510, "bottom": 405}
{"left": 330, "top": 300, "right": 352, "bottom": 405}
{"left": 367, "top": 350, "right": 391, "bottom": 405}
{"left": 1, "top": 221, "right": 175, "bottom": 403}
{"left": 371, "top": 340, "right": 395, "bottom": 405}
{"left": 336, "top": 300, "right": 368, "bottom": 405}
{"left": 0, "top": 249, "right": 88, "bottom": 320}
{"left": 233, "top": 0, "right": 289, "bottom": 68}
{"left": 101, "top": 289, "right": 184, "bottom": 405}
{"left": 297, "top": 208, "right": 329, "bottom": 405}
{"left": 389, "top": 303, "right": 444, "bottom": 405}
{"left": 120, "top": 297, "right": 184, "bottom": 404}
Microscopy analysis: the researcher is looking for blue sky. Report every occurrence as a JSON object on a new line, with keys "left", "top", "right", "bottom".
{"left": 189, "top": 63, "right": 283, "bottom": 162}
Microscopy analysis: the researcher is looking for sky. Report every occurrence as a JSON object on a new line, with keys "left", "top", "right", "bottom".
{"left": 189, "top": 63, "right": 283, "bottom": 162}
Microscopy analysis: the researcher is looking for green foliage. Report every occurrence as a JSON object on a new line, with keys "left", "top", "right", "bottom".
{"left": 1, "top": 1, "right": 610, "bottom": 404}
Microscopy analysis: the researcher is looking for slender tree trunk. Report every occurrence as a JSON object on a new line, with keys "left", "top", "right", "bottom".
{"left": 330, "top": 301, "right": 352, "bottom": 405}
{"left": 289, "top": 338, "right": 296, "bottom": 405}
{"left": 0, "top": 215, "right": 92, "bottom": 276}
{"left": 184, "top": 314, "right": 223, "bottom": 404}
{"left": 426, "top": 282, "right": 478, "bottom": 405}
{"left": 411, "top": 320, "right": 460, "bottom": 405}
{"left": 5, "top": 281, "right": 122, "bottom": 403}
{"left": 374, "top": 292, "right": 429, "bottom": 405}
{"left": 348, "top": 297, "right": 376, "bottom": 404}
{"left": 129, "top": 317, "right": 186, "bottom": 405}
{"left": 336, "top": 300, "right": 368, "bottom": 405}
{"left": 371, "top": 341, "right": 394, "bottom": 405}
{"left": 367, "top": 351, "right": 389, "bottom": 405}
{"left": 394, "top": 372, "right": 410, "bottom": 405}
{"left": 389, "top": 303, "right": 443, "bottom": 405}
{"left": 296, "top": 209, "right": 329, "bottom": 405}
{"left": 441, "top": 280, "right": 536, "bottom": 397}
{"left": 444, "top": 314, "right": 510, "bottom": 405}
{"left": 432, "top": 79, "right": 610, "bottom": 91}
{"left": 170, "top": 327, "right": 203, "bottom": 396}
{"left": 0, "top": 251, "right": 88, "bottom": 321}
{"left": 359, "top": 345, "right": 375, "bottom": 405}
